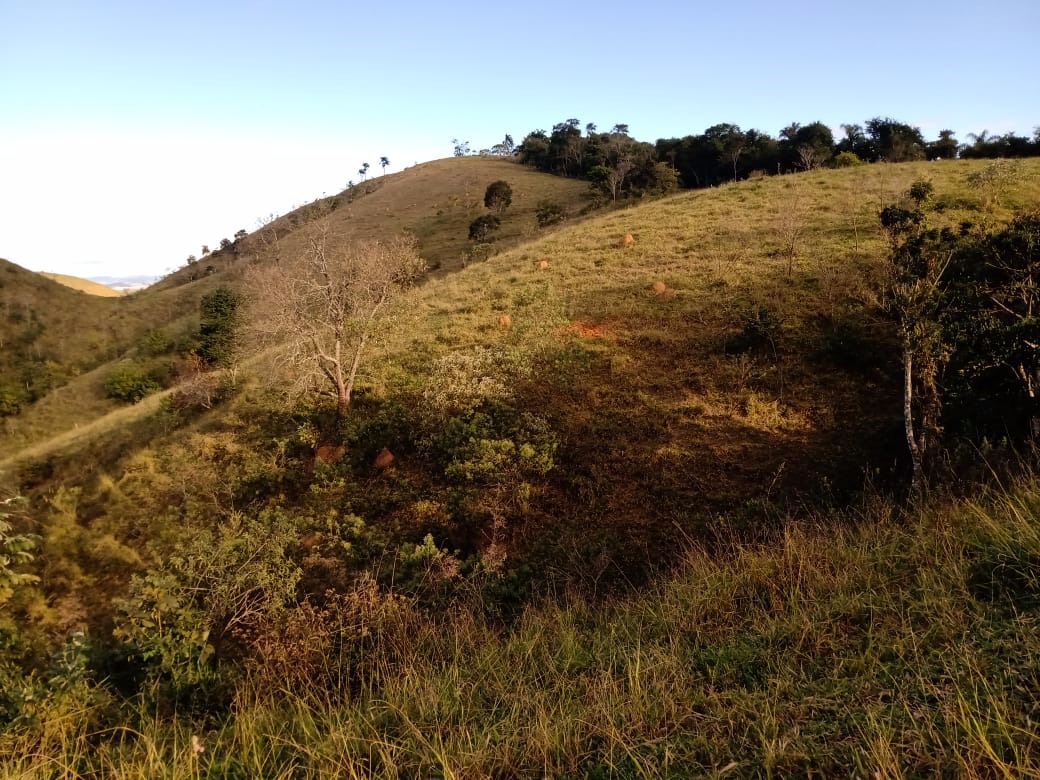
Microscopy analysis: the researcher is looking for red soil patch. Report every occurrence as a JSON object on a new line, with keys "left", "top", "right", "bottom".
{"left": 563, "top": 320, "right": 615, "bottom": 339}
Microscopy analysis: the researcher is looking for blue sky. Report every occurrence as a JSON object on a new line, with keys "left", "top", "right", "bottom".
{"left": 2, "top": 0, "right": 1037, "bottom": 278}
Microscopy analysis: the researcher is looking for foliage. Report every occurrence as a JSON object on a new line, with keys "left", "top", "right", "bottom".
{"left": 483, "top": 180, "right": 513, "bottom": 213}
{"left": 0, "top": 497, "right": 38, "bottom": 607}
{"left": 833, "top": 150, "right": 865, "bottom": 167}
{"left": 468, "top": 214, "right": 501, "bottom": 241}
{"left": 104, "top": 362, "right": 162, "bottom": 403}
{"left": 535, "top": 199, "right": 566, "bottom": 227}
{"left": 113, "top": 509, "right": 302, "bottom": 690}
{"left": 966, "top": 159, "right": 1023, "bottom": 209}
{"left": 197, "top": 286, "right": 242, "bottom": 368}
{"left": 136, "top": 328, "right": 174, "bottom": 357}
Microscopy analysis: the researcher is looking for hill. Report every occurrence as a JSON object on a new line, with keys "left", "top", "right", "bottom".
{"left": 154, "top": 156, "right": 593, "bottom": 291}
{"left": 38, "top": 272, "right": 124, "bottom": 297}
{"left": 0, "top": 158, "right": 594, "bottom": 452}
{"left": 3, "top": 155, "right": 1040, "bottom": 776}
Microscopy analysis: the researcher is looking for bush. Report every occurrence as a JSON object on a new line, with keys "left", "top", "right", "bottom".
{"left": 483, "top": 180, "right": 513, "bottom": 213}
{"left": 833, "top": 151, "right": 865, "bottom": 168}
{"left": 104, "top": 363, "right": 162, "bottom": 403}
{"left": 725, "top": 308, "right": 782, "bottom": 354}
{"left": 535, "top": 199, "right": 566, "bottom": 227}
{"left": 468, "top": 214, "right": 501, "bottom": 242}
{"left": 136, "top": 328, "right": 173, "bottom": 357}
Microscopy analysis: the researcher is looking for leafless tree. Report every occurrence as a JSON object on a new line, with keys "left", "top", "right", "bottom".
{"left": 605, "top": 156, "right": 636, "bottom": 202}
{"left": 247, "top": 221, "right": 426, "bottom": 413}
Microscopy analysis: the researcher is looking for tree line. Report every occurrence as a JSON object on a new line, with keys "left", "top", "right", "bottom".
{"left": 512, "top": 118, "right": 1040, "bottom": 196}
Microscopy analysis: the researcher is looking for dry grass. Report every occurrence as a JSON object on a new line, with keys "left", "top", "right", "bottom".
{"left": 38, "top": 273, "right": 124, "bottom": 297}
{"left": 6, "top": 475, "right": 1040, "bottom": 776}
{"left": 7, "top": 158, "right": 1040, "bottom": 514}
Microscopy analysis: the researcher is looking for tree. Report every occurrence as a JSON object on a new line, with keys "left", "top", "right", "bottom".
{"left": 780, "top": 121, "right": 834, "bottom": 170}
{"left": 358, "top": 162, "right": 370, "bottom": 181}
{"left": 197, "top": 286, "right": 242, "bottom": 369}
{"left": 247, "top": 223, "right": 426, "bottom": 413}
{"left": 380, "top": 156, "right": 390, "bottom": 175}
{"left": 452, "top": 139, "right": 471, "bottom": 157}
{"left": 483, "top": 180, "right": 513, "bottom": 213}
{"left": 879, "top": 182, "right": 947, "bottom": 498}
{"left": 865, "top": 117, "right": 925, "bottom": 162}
{"left": 928, "top": 129, "right": 959, "bottom": 160}
{"left": 589, "top": 156, "right": 635, "bottom": 202}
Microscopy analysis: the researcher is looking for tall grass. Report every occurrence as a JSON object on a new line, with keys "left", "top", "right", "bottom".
{"left": 6, "top": 475, "right": 1040, "bottom": 777}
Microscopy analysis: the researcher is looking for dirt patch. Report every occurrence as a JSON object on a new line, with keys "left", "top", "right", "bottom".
{"left": 563, "top": 320, "right": 615, "bottom": 339}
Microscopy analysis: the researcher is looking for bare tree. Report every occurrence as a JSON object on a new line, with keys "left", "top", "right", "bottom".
{"left": 247, "top": 221, "right": 426, "bottom": 413}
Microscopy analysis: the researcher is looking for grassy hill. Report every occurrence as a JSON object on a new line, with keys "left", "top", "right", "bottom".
{"left": 154, "top": 156, "right": 593, "bottom": 291}
{"left": 38, "top": 272, "right": 124, "bottom": 297}
{"left": 0, "top": 157, "right": 594, "bottom": 453}
{"left": 3, "top": 155, "right": 1040, "bottom": 776}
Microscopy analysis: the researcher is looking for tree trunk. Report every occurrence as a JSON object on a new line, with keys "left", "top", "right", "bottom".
{"left": 903, "top": 344, "right": 924, "bottom": 499}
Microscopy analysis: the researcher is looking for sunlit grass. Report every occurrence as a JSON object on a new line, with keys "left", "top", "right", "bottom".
{"left": 6, "top": 474, "right": 1040, "bottom": 776}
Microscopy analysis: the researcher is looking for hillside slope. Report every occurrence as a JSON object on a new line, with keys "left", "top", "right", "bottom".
{"left": 3, "top": 156, "right": 1040, "bottom": 777}
{"left": 38, "top": 272, "right": 124, "bottom": 297}
{"left": 9, "top": 158, "right": 1039, "bottom": 546}
{"left": 154, "top": 156, "right": 593, "bottom": 291}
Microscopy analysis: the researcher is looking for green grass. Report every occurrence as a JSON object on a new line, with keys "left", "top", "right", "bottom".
{"left": 5, "top": 476, "right": 1040, "bottom": 777}
{"left": 4, "top": 156, "right": 1040, "bottom": 777}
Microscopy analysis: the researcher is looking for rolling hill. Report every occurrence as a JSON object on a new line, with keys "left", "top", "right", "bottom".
{"left": 3, "top": 154, "right": 1040, "bottom": 776}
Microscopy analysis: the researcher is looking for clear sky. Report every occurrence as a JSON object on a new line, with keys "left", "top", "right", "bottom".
{"left": 2, "top": 0, "right": 1037, "bottom": 278}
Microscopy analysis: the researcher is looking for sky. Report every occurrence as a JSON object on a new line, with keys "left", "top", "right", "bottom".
{"left": 1, "top": 0, "right": 1037, "bottom": 279}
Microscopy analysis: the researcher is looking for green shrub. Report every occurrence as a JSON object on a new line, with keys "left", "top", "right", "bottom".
{"left": 535, "top": 199, "right": 566, "bottom": 227}
{"left": 468, "top": 214, "right": 501, "bottom": 242}
{"left": 136, "top": 328, "right": 173, "bottom": 357}
{"left": 833, "top": 151, "right": 865, "bottom": 167}
{"left": 197, "top": 286, "right": 241, "bottom": 368}
{"left": 483, "top": 180, "right": 513, "bottom": 213}
{"left": 104, "top": 362, "right": 162, "bottom": 403}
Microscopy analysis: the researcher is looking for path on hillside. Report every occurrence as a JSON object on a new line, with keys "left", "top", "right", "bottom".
{"left": 0, "top": 387, "right": 173, "bottom": 478}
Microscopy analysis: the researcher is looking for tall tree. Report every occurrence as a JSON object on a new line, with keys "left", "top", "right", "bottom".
{"left": 380, "top": 156, "right": 390, "bottom": 175}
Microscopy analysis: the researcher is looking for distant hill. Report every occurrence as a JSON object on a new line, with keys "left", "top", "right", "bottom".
{"left": 88, "top": 274, "right": 160, "bottom": 293}
{"left": 39, "top": 272, "right": 124, "bottom": 297}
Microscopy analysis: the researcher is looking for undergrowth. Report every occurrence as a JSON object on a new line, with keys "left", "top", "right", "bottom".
{"left": 4, "top": 476, "right": 1040, "bottom": 777}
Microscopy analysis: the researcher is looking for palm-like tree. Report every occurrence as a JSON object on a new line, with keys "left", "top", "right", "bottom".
{"left": 359, "top": 162, "right": 370, "bottom": 181}
{"left": 380, "top": 156, "right": 390, "bottom": 175}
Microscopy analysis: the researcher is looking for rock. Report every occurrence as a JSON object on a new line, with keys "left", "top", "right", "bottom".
{"left": 374, "top": 447, "right": 394, "bottom": 469}
{"left": 538, "top": 260, "right": 549, "bottom": 269}
{"left": 622, "top": 233, "right": 635, "bottom": 247}
{"left": 652, "top": 280, "right": 667, "bottom": 294}
{"left": 498, "top": 314, "right": 512, "bottom": 328}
